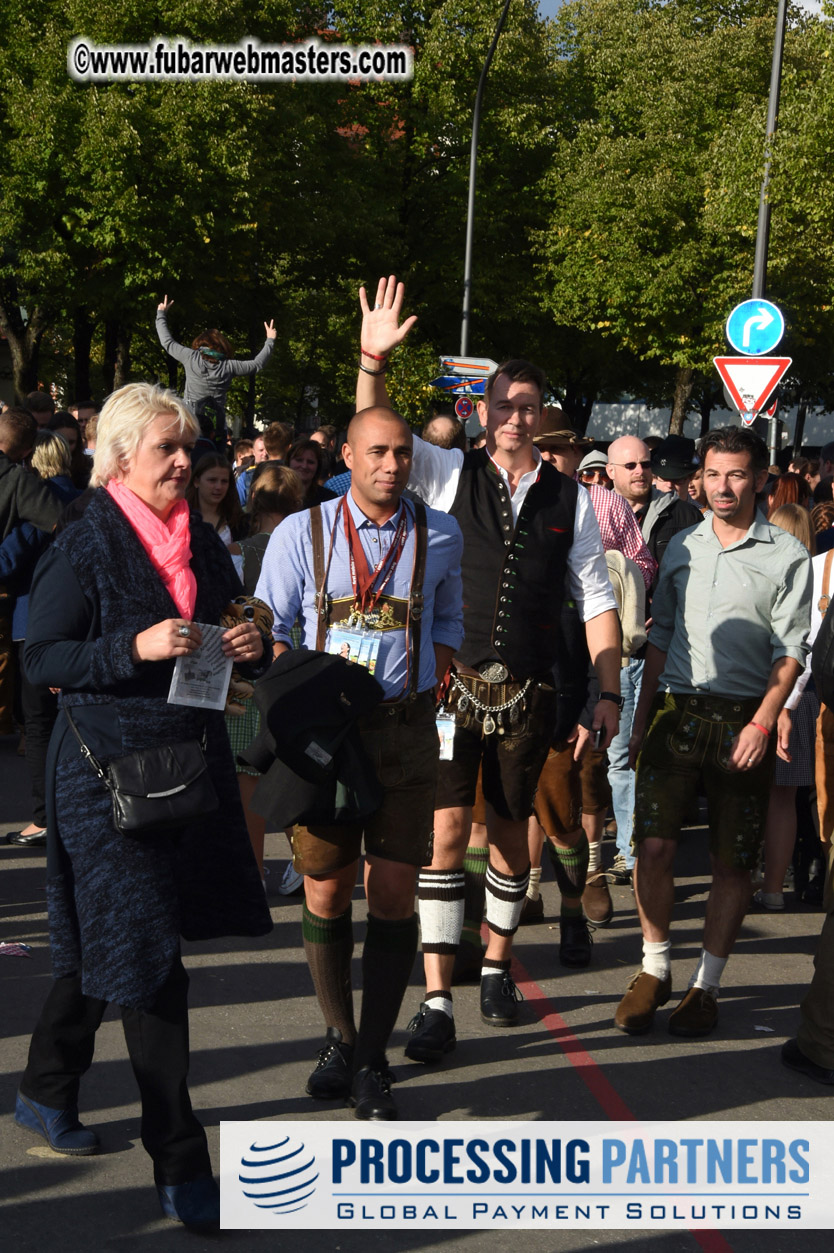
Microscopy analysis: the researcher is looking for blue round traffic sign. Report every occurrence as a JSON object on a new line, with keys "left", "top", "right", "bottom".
{"left": 726, "top": 299, "right": 784, "bottom": 356}
{"left": 455, "top": 396, "right": 474, "bottom": 420}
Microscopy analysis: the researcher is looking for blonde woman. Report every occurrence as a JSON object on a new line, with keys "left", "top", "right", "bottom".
{"left": 15, "top": 383, "right": 271, "bottom": 1228}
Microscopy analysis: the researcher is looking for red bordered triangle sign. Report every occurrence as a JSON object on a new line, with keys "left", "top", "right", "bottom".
{"left": 713, "top": 356, "right": 791, "bottom": 417}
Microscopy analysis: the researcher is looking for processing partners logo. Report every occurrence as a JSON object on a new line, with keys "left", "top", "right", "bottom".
{"left": 238, "top": 1134, "right": 318, "bottom": 1217}
{"left": 221, "top": 1121, "right": 832, "bottom": 1230}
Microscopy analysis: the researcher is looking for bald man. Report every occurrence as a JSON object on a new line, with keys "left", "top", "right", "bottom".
{"left": 606, "top": 435, "right": 702, "bottom": 883}
{"left": 255, "top": 406, "right": 464, "bottom": 1120}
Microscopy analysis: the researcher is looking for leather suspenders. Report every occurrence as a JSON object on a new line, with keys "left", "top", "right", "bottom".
{"left": 310, "top": 498, "right": 428, "bottom": 700}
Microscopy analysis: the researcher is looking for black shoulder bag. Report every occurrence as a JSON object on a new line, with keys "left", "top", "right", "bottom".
{"left": 64, "top": 707, "right": 219, "bottom": 839}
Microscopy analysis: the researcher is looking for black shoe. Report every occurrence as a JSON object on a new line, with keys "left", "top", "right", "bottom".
{"left": 306, "top": 1028, "right": 354, "bottom": 1099}
{"left": 480, "top": 970, "right": 523, "bottom": 1027}
{"left": 452, "top": 939, "right": 483, "bottom": 985}
{"left": 404, "top": 1003, "right": 456, "bottom": 1064}
{"left": 349, "top": 1063, "right": 397, "bottom": 1120}
{"left": 559, "top": 916, "right": 592, "bottom": 968}
{"left": 607, "top": 853, "right": 633, "bottom": 885}
{"left": 781, "top": 1038, "right": 834, "bottom": 1086}
{"left": 6, "top": 828, "right": 47, "bottom": 847}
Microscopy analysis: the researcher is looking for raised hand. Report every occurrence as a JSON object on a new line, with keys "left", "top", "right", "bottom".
{"left": 358, "top": 274, "right": 418, "bottom": 359}
{"left": 157, "top": 294, "right": 174, "bottom": 312}
{"left": 264, "top": 319, "right": 277, "bottom": 340}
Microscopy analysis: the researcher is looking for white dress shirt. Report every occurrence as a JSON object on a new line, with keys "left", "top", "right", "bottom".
{"left": 408, "top": 435, "right": 617, "bottom": 623}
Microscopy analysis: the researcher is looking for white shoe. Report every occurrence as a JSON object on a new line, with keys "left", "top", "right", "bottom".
{"left": 277, "top": 861, "right": 304, "bottom": 896}
{"left": 753, "top": 889, "right": 784, "bottom": 911}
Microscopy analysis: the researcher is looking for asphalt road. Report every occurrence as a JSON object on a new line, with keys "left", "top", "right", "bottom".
{"left": 1, "top": 732, "right": 830, "bottom": 1252}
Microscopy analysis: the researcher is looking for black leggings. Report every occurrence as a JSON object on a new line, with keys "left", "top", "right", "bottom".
{"left": 20, "top": 959, "right": 210, "bottom": 1185}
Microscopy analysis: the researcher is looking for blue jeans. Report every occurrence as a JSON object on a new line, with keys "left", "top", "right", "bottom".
{"left": 609, "top": 655, "right": 644, "bottom": 868}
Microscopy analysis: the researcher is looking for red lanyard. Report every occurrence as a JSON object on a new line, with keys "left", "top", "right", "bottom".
{"left": 341, "top": 499, "right": 409, "bottom": 616}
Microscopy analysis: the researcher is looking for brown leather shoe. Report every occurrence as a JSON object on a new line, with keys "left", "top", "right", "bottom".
{"left": 519, "top": 894, "right": 544, "bottom": 925}
{"left": 614, "top": 970, "right": 672, "bottom": 1034}
{"left": 582, "top": 872, "right": 613, "bottom": 926}
{"left": 667, "top": 986, "right": 718, "bottom": 1038}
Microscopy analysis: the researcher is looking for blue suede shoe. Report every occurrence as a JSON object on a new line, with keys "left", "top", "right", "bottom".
{"left": 157, "top": 1176, "right": 220, "bottom": 1228}
{"left": 15, "top": 1092, "right": 99, "bottom": 1155}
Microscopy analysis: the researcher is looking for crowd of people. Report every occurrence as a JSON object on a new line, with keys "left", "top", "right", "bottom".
{"left": 2, "top": 280, "right": 834, "bottom": 1230}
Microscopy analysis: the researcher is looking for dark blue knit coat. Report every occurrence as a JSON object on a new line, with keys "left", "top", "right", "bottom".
{"left": 24, "top": 488, "right": 273, "bottom": 1009}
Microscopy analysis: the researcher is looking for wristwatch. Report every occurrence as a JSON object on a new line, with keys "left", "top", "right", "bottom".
{"left": 599, "top": 691, "right": 625, "bottom": 711}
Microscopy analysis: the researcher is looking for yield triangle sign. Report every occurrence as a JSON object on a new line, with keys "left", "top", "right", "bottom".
{"left": 713, "top": 356, "right": 791, "bottom": 417}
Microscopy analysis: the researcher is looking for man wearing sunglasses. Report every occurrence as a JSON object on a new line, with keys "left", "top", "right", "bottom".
{"left": 605, "top": 436, "right": 703, "bottom": 887}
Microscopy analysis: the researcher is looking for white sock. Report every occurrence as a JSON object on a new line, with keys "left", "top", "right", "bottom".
{"left": 588, "top": 840, "right": 601, "bottom": 873}
{"left": 417, "top": 870, "right": 465, "bottom": 953}
{"left": 485, "top": 864, "right": 530, "bottom": 936}
{"left": 689, "top": 948, "right": 726, "bottom": 994}
{"left": 526, "top": 865, "right": 543, "bottom": 901}
{"left": 642, "top": 938, "right": 671, "bottom": 980}
{"left": 424, "top": 995, "right": 454, "bottom": 1018}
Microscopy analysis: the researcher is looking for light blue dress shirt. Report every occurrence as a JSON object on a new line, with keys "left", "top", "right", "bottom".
{"left": 255, "top": 492, "right": 464, "bottom": 700}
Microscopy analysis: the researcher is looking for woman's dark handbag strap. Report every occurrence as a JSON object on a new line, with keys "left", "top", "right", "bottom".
{"left": 310, "top": 498, "right": 428, "bottom": 700}
{"left": 64, "top": 706, "right": 208, "bottom": 778}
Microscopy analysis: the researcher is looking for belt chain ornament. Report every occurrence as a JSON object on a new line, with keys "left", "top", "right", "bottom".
{"left": 449, "top": 672, "right": 532, "bottom": 737}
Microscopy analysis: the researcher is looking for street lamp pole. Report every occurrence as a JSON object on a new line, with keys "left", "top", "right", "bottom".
{"left": 460, "top": 0, "right": 512, "bottom": 356}
{"left": 752, "top": 0, "right": 788, "bottom": 463}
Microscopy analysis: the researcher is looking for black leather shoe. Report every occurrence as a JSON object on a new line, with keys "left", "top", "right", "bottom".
{"left": 6, "top": 829, "right": 47, "bottom": 847}
{"left": 781, "top": 1038, "right": 834, "bottom": 1085}
{"left": 559, "top": 916, "right": 592, "bottom": 968}
{"left": 480, "top": 970, "right": 523, "bottom": 1027}
{"left": 306, "top": 1028, "right": 354, "bottom": 1099}
{"left": 349, "top": 1064, "right": 397, "bottom": 1120}
{"left": 404, "top": 1003, "right": 456, "bottom": 1063}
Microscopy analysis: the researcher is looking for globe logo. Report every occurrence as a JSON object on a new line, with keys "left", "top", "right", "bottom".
{"left": 239, "top": 1135, "right": 319, "bottom": 1215}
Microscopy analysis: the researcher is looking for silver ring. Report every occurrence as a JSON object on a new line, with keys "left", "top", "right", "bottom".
{"left": 374, "top": 302, "right": 382, "bottom": 309}
{"left": 178, "top": 624, "right": 190, "bottom": 638}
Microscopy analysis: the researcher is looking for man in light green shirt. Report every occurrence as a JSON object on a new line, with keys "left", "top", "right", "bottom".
{"left": 613, "top": 426, "right": 812, "bottom": 1040}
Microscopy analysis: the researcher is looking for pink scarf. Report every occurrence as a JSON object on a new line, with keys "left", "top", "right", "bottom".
{"left": 106, "top": 480, "right": 197, "bottom": 619}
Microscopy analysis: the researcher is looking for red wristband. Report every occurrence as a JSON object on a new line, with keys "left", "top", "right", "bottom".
{"left": 749, "top": 721, "right": 770, "bottom": 738}
{"left": 360, "top": 347, "right": 388, "bottom": 362}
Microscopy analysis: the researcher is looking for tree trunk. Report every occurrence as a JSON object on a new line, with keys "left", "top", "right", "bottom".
{"left": 0, "top": 285, "right": 46, "bottom": 400}
{"left": 668, "top": 366, "right": 694, "bottom": 435}
{"left": 72, "top": 307, "right": 95, "bottom": 403}
{"left": 561, "top": 382, "right": 596, "bottom": 436}
{"left": 102, "top": 320, "right": 132, "bottom": 396}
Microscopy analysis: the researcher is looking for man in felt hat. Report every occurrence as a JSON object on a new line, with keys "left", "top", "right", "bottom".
{"left": 531, "top": 407, "right": 594, "bottom": 479}
{"left": 651, "top": 434, "right": 700, "bottom": 500}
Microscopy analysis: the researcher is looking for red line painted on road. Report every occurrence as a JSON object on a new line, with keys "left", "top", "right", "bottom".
{"left": 507, "top": 951, "right": 736, "bottom": 1253}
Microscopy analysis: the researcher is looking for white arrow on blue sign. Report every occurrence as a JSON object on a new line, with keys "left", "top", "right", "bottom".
{"left": 725, "top": 299, "right": 785, "bottom": 356}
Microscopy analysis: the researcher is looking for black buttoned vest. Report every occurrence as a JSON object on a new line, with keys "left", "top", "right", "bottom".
{"left": 449, "top": 448, "right": 578, "bottom": 679}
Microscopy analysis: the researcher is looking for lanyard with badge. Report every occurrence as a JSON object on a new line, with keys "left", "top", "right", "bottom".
{"left": 321, "top": 498, "right": 408, "bottom": 680}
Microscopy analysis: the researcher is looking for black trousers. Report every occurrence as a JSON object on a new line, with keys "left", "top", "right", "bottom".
{"left": 20, "top": 959, "right": 211, "bottom": 1185}
{"left": 17, "top": 641, "right": 58, "bottom": 829}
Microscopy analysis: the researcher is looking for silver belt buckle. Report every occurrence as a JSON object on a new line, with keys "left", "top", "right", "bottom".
{"left": 478, "top": 662, "right": 509, "bottom": 684}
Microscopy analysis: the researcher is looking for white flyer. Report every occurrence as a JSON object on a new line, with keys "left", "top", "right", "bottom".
{"left": 167, "top": 622, "right": 233, "bottom": 711}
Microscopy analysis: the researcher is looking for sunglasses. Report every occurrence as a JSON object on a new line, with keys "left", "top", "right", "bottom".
{"left": 611, "top": 460, "right": 652, "bottom": 471}
{"left": 580, "top": 468, "right": 607, "bottom": 478}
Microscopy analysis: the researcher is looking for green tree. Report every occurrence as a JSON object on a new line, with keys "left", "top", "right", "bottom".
{"left": 534, "top": 0, "right": 820, "bottom": 433}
